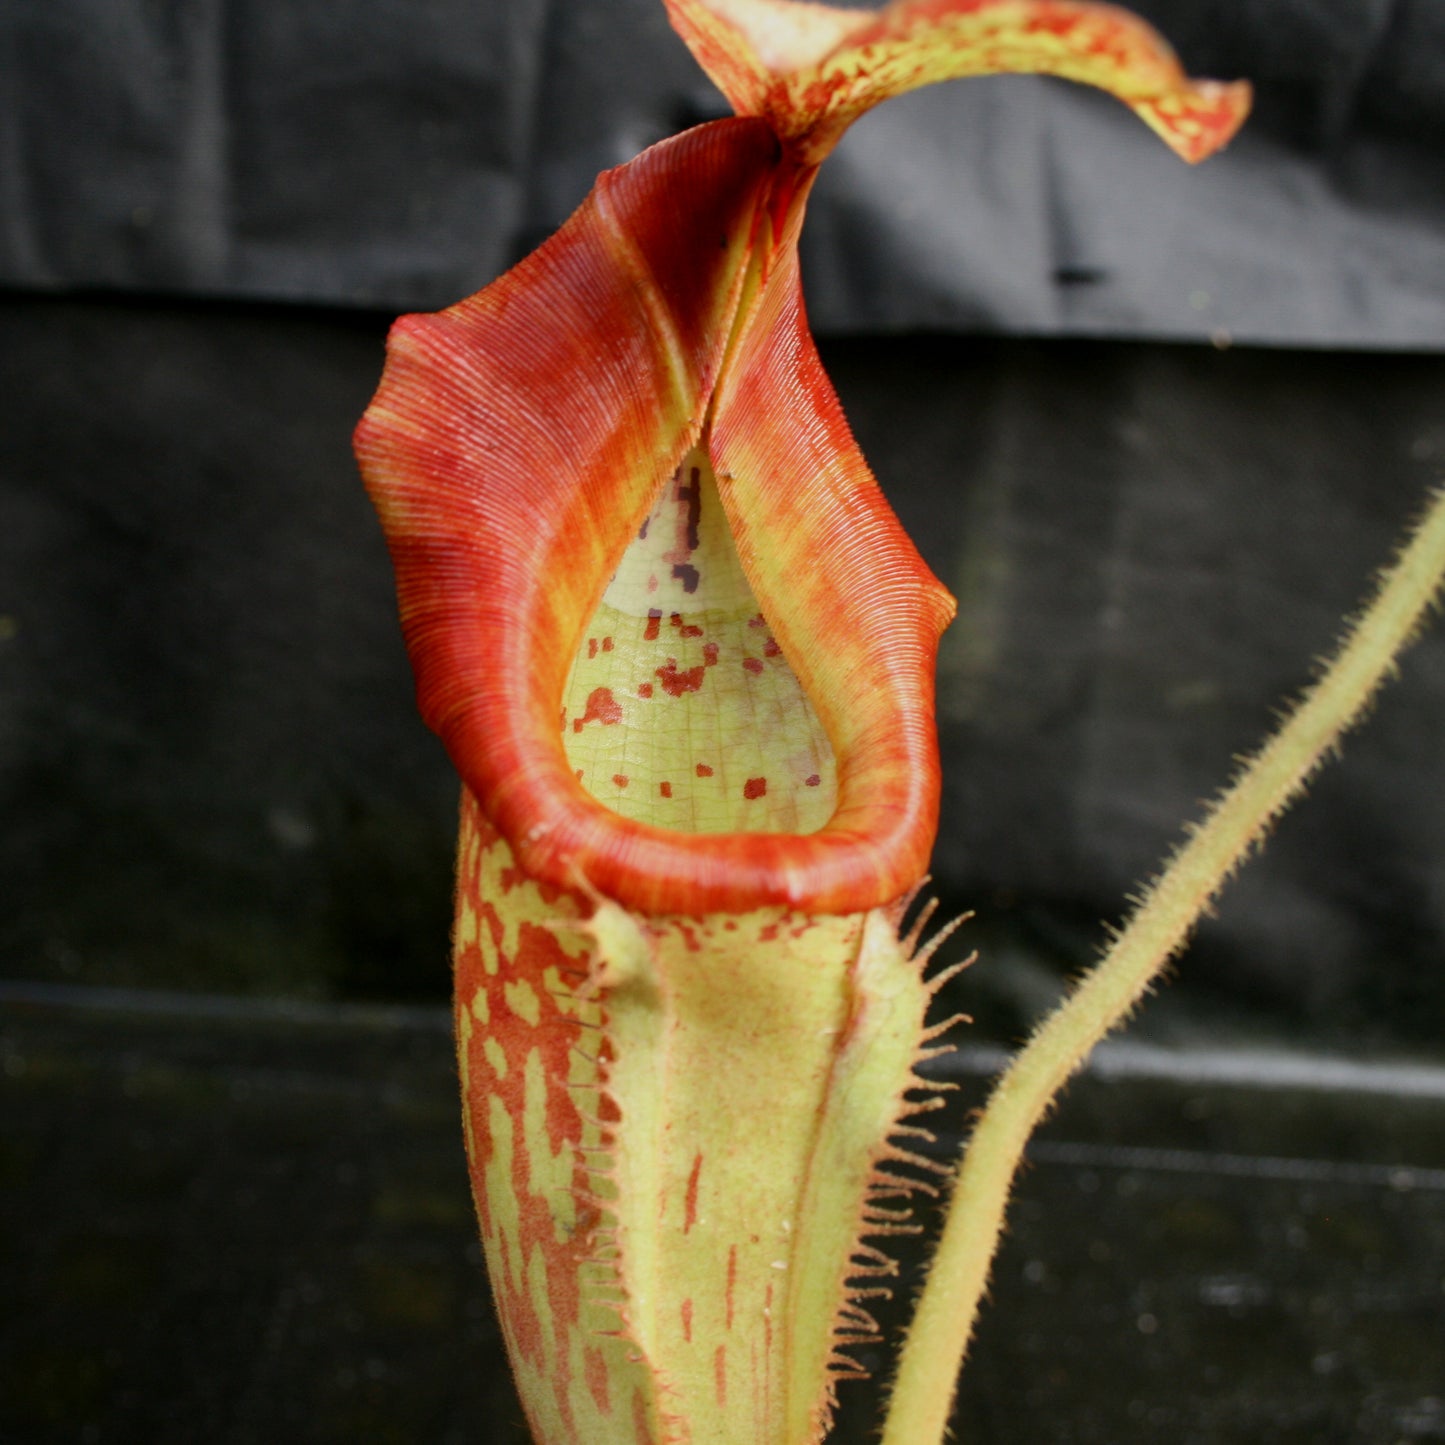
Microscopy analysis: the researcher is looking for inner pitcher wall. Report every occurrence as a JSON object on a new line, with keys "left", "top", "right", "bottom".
{"left": 561, "top": 445, "right": 838, "bottom": 834}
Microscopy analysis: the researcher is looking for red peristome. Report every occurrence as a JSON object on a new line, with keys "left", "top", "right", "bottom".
{"left": 708, "top": 234, "right": 953, "bottom": 902}
{"left": 357, "top": 115, "right": 953, "bottom": 917}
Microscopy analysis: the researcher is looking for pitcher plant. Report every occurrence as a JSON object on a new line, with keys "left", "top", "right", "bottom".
{"left": 354, "top": 2, "right": 1445, "bottom": 1442}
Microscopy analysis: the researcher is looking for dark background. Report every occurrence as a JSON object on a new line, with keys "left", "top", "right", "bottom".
{"left": 2, "top": 2, "right": 1443, "bottom": 1441}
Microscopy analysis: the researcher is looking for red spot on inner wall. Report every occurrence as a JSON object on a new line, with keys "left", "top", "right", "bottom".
{"left": 602, "top": 636, "right": 614, "bottom": 652}
{"left": 696, "top": 763, "right": 713, "bottom": 778}
{"left": 613, "top": 774, "right": 629, "bottom": 789}
{"left": 683, "top": 1152, "right": 703, "bottom": 1233}
{"left": 743, "top": 777, "right": 767, "bottom": 800}
{"left": 763, "top": 638, "right": 781, "bottom": 657}
{"left": 587, "top": 637, "right": 598, "bottom": 659}
{"left": 725, "top": 1245, "right": 737, "bottom": 1330}
{"left": 643, "top": 609, "right": 662, "bottom": 641}
{"left": 805, "top": 774, "right": 821, "bottom": 787}
{"left": 669, "top": 612, "right": 702, "bottom": 638}
{"left": 659, "top": 781, "right": 672, "bottom": 798}
{"left": 743, "top": 657, "right": 763, "bottom": 675}
{"left": 638, "top": 682, "right": 653, "bottom": 699}
{"left": 657, "top": 659, "right": 706, "bottom": 697}
{"left": 748, "top": 613, "right": 766, "bottom": 628}
{"left": 714, "top": 1344, "right": 727, "bottom": 1407}
{"left": 575, "top": 686, "right": 623, "bottom": 731}
{"left": 681, "top": 1298, "right": 693, "bottom": 1343}
{"left": 702, "top": 641, "right": 719, "bottom": 666}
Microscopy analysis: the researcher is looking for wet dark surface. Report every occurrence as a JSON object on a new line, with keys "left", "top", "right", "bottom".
{"left": 3, "top": 987, "right": 1442, "bottom": 1445}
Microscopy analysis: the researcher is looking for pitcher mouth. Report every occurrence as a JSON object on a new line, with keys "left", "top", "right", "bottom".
{"left": 355, "top": 118, "right": 953, "bottom": 917}
{"left": 561, "top": 443, "right": 841, "bottom": 841}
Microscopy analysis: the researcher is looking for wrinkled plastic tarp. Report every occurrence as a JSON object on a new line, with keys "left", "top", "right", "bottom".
{"left": 4, "top": 0, "right": 1445, "bottom": 345}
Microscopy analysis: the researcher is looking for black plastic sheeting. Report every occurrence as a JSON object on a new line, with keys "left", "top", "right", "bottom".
{"left": 4, "top": 0, "right": 1445, "bottom": 345}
